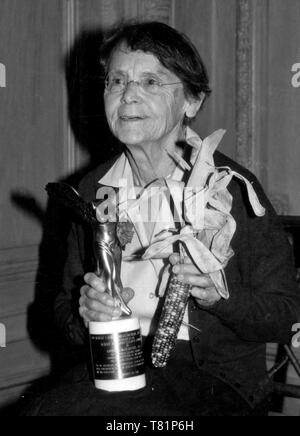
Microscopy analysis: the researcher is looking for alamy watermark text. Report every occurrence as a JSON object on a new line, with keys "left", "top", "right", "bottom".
{"left": 291, "top": 63, "right": 300, "bottom": 88}
{"left": 0, "top": 63, "right": 6, "bottom": 88}
{"left": 292, "top": 323, "right": 300, "bottom": 349}
{"left": 0, "top": 323, "right": 6, "bottom": 348}
{"left": 96, "top": 179, "right": 205, "bottom": 226}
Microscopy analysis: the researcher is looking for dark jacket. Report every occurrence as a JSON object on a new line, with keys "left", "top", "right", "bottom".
{"left": 54, "top": 151, "right": 300, "bottom": 408}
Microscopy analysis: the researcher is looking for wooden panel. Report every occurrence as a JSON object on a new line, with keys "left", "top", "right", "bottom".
{"left": 0, "top": 0, "right": 67, "bottom": 250}
{"left": 0, "top": 339, "right": 49, "bottom": 391}
{"left": 0, "top": 279, "right": 36, "bottom": 319}
{"left": 251, "top": 0, "right": 270, "bottom": 185}
{"left": 0, "top": 246, "right": 38, "bottom": 278}
{"left": 1, "top": 313, "right": 28, "bottom": 344}
{"left": 75, "top": 0, "right": 138, "bottom": 31}
{"left": 74, "top": 0, "right": 174, "bottom": 31}
{"left": 139, "top": 0, "right": 174, "bottom": 24}
{"left": 0, "top": 0, "right": 67, "bottom": 409}
{"left": 0, "top": 384, "right": 32, "bottom": 410}
{"left": 265, "top": 0, "right": 300, "bottom": 214}
{"left": 174, "top": 0, "right": 237, "bottom": 158}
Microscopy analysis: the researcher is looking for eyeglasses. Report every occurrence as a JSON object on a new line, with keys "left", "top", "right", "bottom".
{"left": 105, "top": 72, "right": 182, "bottom": 95}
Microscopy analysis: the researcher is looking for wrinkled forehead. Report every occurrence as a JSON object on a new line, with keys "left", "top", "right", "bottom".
{"left": 107, "top": 43, "right": 175, "bottom": 79}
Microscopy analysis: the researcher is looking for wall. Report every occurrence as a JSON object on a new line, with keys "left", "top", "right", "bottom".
{"left": 266, "top": 0, "right": 300, "bottom": 215}
{"left": 175, "top": 0, "right": 238, "bottom": 158}
{"left": 0, "top": 0, "right": 67, "bottom": 407}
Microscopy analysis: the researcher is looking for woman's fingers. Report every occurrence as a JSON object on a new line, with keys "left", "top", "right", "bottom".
{"left": 168, "top": 255, "right": 220, "bottom": 306}
{"left": 169, "top": 254, "right": 192, "bottom": 266}
{"left": 84, "top": 295, "right": 117, "bottom": 314}
{"left": 172, "top": 261, "right": 216, "bottom": 288}
{"left": 183, "top": 274, "right": 213, "bottom": 288}
{"left": 190, "top": 286, "right": 221, "bottom": 306}
{"left": 169, "top": 253, "right": 180, "bottom": 265}
{"left": 84, "top": 273, "right": 106, "bottom": 293}
{"left": 79, "top": 273, "right": 124, "bottom": 323}
{"left": 80, "top": 287, "right": 121, "bottom": 317}
{"left": 79, "top": 305, "right": 115, "bottom": 323}
{"left": 172, "top": 265, "right": 214, "bottom": 288}
{"left": 172, "top": 262, "right": 202, "bottom": 276}
{"left": 80, "top": 283, "right": 116, "bottom": 308}
{"left": 87, "top": 287, "right": 116, "bottom": 307}
{"left": 79, "top": 273, "right": 135, "bottom": 324}
{"left": 84, "top": 273, "right": 117, "bottom": 307}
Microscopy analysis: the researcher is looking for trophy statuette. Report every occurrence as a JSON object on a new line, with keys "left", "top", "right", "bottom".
{"left": 46, "top": 183, "right": 146, "bottom": 392}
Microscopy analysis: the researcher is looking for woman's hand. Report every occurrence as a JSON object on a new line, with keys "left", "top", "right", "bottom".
{"left": 79, "top": 273, "right": 134, "bottom": 327}
{"left": 169, "top": 253, "right": 221, "bottom": 307}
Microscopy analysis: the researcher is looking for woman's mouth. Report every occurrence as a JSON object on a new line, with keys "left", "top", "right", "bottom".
{"left": 119, "top": 115, "right": 146, "bottom": 122}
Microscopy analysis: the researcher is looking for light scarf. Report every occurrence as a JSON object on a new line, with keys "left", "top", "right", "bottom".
{"left": 117, "top": 128, "right": 265, "bottom": 300}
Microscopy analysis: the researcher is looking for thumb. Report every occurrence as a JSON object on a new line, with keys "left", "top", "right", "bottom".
{"left": 169, "top": 253, "right": 180, "bottom": 266}
{"left": 121, "top": 287, "right": 135, "bottom": 304}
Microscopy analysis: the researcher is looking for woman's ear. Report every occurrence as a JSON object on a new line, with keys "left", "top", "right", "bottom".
{"left": 185, "top": 92, "right": 206, "bottom": 119}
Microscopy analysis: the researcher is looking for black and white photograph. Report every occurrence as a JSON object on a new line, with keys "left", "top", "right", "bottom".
{"left": 1, "top": 0, "right": 300, "bottom": 420}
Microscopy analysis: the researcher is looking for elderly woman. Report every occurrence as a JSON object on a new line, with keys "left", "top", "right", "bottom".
{"left": 26, "top": 21, "right": 300, "bottom": 416}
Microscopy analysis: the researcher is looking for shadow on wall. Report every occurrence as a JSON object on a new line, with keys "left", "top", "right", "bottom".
{"left": 7, "top": 28, "right": 121, "bottom": 413}
{"left": 65, "top": 28, "right": 121, "bottom": 166}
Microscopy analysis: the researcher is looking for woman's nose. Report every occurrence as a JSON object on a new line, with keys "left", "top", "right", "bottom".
{"left": 121, "top": 81, "right": 140, "bottom": 103}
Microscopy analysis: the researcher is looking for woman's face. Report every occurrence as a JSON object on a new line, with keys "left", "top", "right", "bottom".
{"left": 104, "top": 46, "right": 199, "bottom": 149}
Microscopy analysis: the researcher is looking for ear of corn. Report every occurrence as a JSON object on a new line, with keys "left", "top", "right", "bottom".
{"left": 151, "top": 273, "right": 192, "bottom": 368}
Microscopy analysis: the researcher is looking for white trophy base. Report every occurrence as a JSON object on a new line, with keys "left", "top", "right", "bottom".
{"left": 94, "top": 374, "right": 146, "bottom": 392}
{"left": 89, "top": 317, "right": 146, "bottom": 392}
